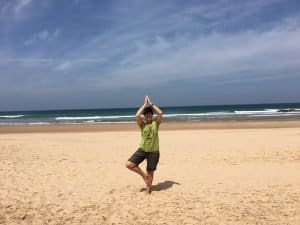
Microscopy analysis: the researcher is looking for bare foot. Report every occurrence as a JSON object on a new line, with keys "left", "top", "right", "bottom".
{"left": 145, "top": 185, "right": 152, "bottom": 194}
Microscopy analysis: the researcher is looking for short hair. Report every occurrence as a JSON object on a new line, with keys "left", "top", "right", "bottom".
{"left": 143, "top": 106, "right": 153, "bottom": 115}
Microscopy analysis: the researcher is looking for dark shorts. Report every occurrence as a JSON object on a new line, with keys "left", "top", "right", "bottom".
{"left": 128, "top": 148, "right": 160, "bottom": 171}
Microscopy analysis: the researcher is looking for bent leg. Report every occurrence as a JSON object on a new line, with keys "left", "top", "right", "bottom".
{"left": 125, "top": 161, "right": 149, "bottom": 185}
{"left": 126, "top": 149, "right": 153, "bottom": 188}
{"left": 125, "top": 161, "right": 145, "bottom": 178}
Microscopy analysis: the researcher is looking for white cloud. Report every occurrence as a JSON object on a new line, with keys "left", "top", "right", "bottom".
{"left": 55, "top": 61, "right": 72, "bottom": 71}
{"left": 91, "top": 18, "right": 300, "bottom": 89}
{"left": 2, "top": 0, "right": 300, "bottom": 92}
{"left": 0, "top": 0, "right": 32, "bottom": 15}
{"left": 0, "top": 2, "right": 11, "bottom": 14}
{"left": 53, "top": 29, "right": 61, "bottom": 38}
{"left": 24, "top": 29, "right": 60, "bottom": 45}
{"left": 37, "top": 30, "right": 49, "bottom": 40}
{"left": 67, "top": 0, "right": 288, "bottom": 69}
{"left": 14, "top": 0, "right": 32, "bottom": 13}
{"left": 183, "top": 0, "right": 283, "bottom": 21}
{"left": 0, "top": 0, "right": 35, "bottom": 24}
{"left": 53, "top": 58, "right": 106, "bottom": 72}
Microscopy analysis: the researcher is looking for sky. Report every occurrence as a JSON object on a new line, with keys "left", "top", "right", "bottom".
{"left": 0, "top": 0, "right": 300, "bottom": 111}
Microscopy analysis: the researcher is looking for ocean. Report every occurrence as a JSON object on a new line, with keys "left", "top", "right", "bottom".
{"left": 1, "top": 103, "right": 300, "bottom": 125}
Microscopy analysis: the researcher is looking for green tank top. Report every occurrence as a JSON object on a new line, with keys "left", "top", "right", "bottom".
{"left": 139, "top": 121, "right": 159, "bottom": 152}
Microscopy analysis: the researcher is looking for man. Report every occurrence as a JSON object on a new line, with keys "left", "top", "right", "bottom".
{"left": 125, "top": 96, "right": 163, "bottom": 194}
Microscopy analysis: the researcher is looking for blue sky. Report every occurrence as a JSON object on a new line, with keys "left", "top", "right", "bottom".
{"left": 0, "top": 0, "right": 300, "bottom": 110}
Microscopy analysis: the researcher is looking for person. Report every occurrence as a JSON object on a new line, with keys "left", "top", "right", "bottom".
{"left": 125, "top": 96, "right": 163, "bottom": 194}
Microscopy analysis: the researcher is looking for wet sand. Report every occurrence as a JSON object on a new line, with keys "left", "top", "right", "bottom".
{"left": 1, "top": 120, "right": 300, "bottom": 134}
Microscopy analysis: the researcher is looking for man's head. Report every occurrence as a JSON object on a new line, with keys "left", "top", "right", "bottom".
{"left": 143, "top": 106, "right": 153, "bottom": 123}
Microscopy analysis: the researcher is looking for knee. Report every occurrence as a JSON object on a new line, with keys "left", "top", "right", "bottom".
{"left": 125, "top": 161, "right": 135, "bottom": 169}
{"left": 147, "top": 171, "right": 154, "bottom": 177}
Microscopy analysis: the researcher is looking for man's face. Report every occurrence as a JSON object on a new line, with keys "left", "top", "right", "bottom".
{"left": 144, "top": 112, "right": 153, "bottom": 123}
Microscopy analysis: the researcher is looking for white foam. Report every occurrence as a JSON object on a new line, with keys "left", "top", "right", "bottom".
{"left": 163, "top": 112, "right": 233, "bottom": 117}
{"left": 56, "top": 115, "right": 135, "bottom": 120}
{"left": 248, "top": 113, "right": 299, "bottom": 117}
{"left": 90, "top": 121, "right": 135, "bottom": 124}
{"left": 28, "top": 122, "right": 51, "bottom": 125}
{"left": 0, "top": 115, "right": 24, "bottom": 118}
{"left": 84, "top": 120, "right": 95, "bottom": 123}
{"left": 0, "top": 122, "right": 27, "bottom": 125}
{"left": 234, "top": 110, "right": 278, "bottom": 115}
{"left": 264, "top": 109, "right": 279, "bottom": 112}
{"left": 66, "top": 121, "right": 135, "bottom": 124}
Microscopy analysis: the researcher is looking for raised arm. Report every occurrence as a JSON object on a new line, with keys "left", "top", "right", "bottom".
{"left": 147, "top": 96, "right": 163, "bottom": 125}
{"left": 135, "top": 97, "right": 148, "bottom": 127}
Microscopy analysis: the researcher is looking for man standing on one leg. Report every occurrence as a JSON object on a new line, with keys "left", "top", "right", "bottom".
{"left": 125, "top": 96, "right": 163, "bottom": 194}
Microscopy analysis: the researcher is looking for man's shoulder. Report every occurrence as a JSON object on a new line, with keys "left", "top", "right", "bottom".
{"left": 153, "top": 120, "right": 160, "bottom": 127}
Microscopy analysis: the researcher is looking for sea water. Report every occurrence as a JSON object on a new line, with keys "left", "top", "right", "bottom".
{"left": 1, "top": 103, "right": 300, "bottom": 125}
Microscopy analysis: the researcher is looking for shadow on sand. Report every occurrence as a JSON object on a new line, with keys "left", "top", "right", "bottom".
{"left": 140, "top": 180, "right": 181, "bottom": 192}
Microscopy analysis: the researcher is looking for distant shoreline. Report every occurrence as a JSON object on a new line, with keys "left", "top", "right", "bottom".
{"left": 1, "top": 119, "right": 300, "bottom": 134}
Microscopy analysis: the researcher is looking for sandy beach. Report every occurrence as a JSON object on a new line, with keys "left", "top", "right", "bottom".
{"left": 1, "top": 121, "right": 300, "bottom": 224}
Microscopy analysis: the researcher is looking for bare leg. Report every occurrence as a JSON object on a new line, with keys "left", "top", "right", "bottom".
{"left": 125, "top": 161, "right": 149, "bottom": 185}
{"left": 145, "top": 171, "right": 154, "bottom": 194}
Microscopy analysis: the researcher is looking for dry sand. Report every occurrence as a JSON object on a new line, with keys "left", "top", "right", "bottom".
{"left": 1, "top": 122, "right": 300, "bottom": 224}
